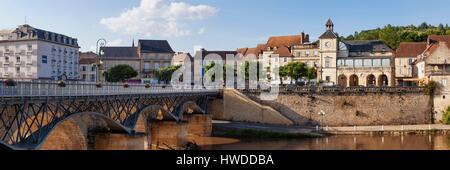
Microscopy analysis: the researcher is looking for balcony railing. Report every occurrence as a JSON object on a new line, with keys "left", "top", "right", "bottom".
{"left": 242, "top": 86, "right": 425, "bottom": 94}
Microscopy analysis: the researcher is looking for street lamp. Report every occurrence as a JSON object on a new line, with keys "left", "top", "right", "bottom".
{"left": 96, "top": 39, "right": 107, "bottom": 82}
{"left": 318, "top": 110, "right": 326, "bottom": 131}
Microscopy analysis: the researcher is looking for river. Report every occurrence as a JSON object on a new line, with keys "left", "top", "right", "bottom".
{"left": 202, "top": 134, "right": 450, "bottom": 150}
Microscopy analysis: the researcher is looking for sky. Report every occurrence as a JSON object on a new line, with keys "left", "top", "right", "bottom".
{"left": 1, "top": 0, "right": 450, "bottom": 54}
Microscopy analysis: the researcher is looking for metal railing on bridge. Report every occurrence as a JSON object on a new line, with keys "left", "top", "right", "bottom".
{"left": 0, "top": 80, "right": 218, "bottom": 97}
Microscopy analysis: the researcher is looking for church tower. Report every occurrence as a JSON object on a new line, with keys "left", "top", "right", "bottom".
{"left": 319, "top": 19, "right": 339, "bottom": 84}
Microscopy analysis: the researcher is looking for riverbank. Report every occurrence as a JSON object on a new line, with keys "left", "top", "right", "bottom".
{"left": 325, "top": 124, "right": 450, "bottom": 135}
{"left": 213, "top": 121, "right": 450, "bottom": 137}
{"left": 212, "top": 121, "right": 325, "bottom": 138}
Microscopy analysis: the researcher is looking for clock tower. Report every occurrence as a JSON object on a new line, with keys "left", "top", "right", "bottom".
{"left": 319, "top": 19, "right": 339, "bottom": 84}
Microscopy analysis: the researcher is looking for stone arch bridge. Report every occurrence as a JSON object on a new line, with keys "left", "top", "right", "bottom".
{"left": 0, "top": 81, "right": 219, "bottom": 150}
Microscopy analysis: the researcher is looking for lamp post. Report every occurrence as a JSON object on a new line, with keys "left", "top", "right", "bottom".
{"left": 318, "top": 110, "right": 326, "bottom": 131}
{"left": 96, "top": 39, "right": 107, "bottom": 82}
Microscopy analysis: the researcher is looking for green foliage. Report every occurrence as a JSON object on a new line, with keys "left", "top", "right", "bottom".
{"left": 204, "top": 62, "right": 234, "bottom": 82}
{"left": 343, "top": 22, "right": 450, "bottom": 49}
{"left": 275, "top": 62, "right": 317, "bottom": 84}
{"left": 443, "top": 107, "right": 450, "bottom": 125}
{"left": 422, "top": 81, "right": 437, "bottom": 96}
{"left": 156, "top": 65, "right": 182, "bottom": 84}
{"left": 104, "top": 64, "right": 138, "bottom": 82}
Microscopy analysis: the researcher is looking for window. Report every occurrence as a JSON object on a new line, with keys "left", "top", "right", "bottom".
{"left": 325, "top": 57, "right": 331, "bottom": 67}
{"left": 354, "top": 59, "right": 363, "bottom": 67}
{"left": 90, "top": 74, "right": 95, "bottom": 81}
{"left": 314, "top": 51, "right": 319, "bottom": 56}
{"left": 16, "top": 67, "right": 20, "bottom": 73}
{"left": 16, "top": 57, "right": 20, "bottom": 63}
{"left": 363, "top": 59, "right": 372, "bottom": 67}
{"left": 306, "top": 51, "right": 310, "bottom": 57}
{"left": 372, "top": 59, "right": 381, "bottom": 67}
{"left": 442, "top": 79, "right": 448, "bottom": 87}
{"left": 345, "top": 59, "right": 354, "bottom": 67}
{"left": 82, "top": 74, "right": 86, "bottom": 80}
{"left": 326, "top": 76, "right": 331, "bottom": 82}
{"left": 284, "top": 57, "right": 287, "bottom": 62}
{"left": 42, "top": 56, "right": 48, "bottom": 64}
{"left": 5, "top": 57, "right": 9, "bottom": 63}
{"left": 91, "top": 67, "right": 95, "bottom": 72}
{"left": 408, "top": 58, "right": 414, "bottom": 65}
{"left": 27, "top": 44, "right": 32, "bottom": 51}
{"left": 382, "top": 59, "right": 390, "bottom": 66}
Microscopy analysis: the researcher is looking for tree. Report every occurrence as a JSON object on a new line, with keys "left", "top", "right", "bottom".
{"left": 285, "top": 62, "right": 308, "bottom": 84}
{"left": 104, "top": 64, "right": 138, "bottom": 82}
{"left": 277, "top": 65, "right": 288, "bottom": 85}
{"left": 156, "top": 65, "right": 182, "bottom": 84}
{"left": 305, "top": 67, "right": 317, "bottom": 81}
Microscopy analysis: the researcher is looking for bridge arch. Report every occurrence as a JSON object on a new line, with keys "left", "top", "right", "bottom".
{"left": 37, "top": 112, "right": 131, "bottom": 150}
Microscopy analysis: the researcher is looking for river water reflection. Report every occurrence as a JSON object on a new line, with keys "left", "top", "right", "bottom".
{"left": 203, "top": 135, "right": 450, "bottom": 150}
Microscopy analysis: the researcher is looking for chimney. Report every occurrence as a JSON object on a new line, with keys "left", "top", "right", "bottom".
{"left": 305, "top": 34, "right": 310, "bottom": 43}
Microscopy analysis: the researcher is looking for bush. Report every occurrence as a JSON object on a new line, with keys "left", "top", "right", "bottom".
{"left": 423, "top": 81, "right": 437, "bottom": 95}
{"left": 443, "top": 107, "right": 450, "bottom": 125}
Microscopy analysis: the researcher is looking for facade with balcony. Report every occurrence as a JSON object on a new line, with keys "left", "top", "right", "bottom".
{"left": 0, "top": 25, "right": 79, "bottom": 80}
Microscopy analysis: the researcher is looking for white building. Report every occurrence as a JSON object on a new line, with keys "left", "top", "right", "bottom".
{"left": 0, "top": 25, "right": 80, "bottom": 80}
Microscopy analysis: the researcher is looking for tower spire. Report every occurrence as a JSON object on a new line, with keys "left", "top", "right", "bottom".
{"left": 132, "top": 38, "right": 135, "bottom": 47}
{"left": 326, "top": 18, "right": 334, "bottom": 31}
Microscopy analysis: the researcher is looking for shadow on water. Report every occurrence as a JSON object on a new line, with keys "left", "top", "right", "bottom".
{"left": 203, "top": 134, "right": 450, "bottom": 150}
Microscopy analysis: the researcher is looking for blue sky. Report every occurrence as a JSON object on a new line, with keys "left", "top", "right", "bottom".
{"left": 1, "top": 0, "right": 450, "bottom": 54}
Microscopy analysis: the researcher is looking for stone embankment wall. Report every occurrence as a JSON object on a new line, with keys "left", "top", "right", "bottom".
{"left": 209, "top": 89, "right": 433, "bottom": 126}
{"left": 245, "top": 91, "right": 433, "bottom": 126}
{"left": 208, "top": 89, "right": 294, "bottom": 126}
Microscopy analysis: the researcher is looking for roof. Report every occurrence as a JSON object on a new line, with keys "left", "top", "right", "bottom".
{"left": 79, "top": 57, "right": 99, "bottom": 65}
{"left": 100, "top": 47, "right": 139, "bottom": 59}
{"left": 173, "top": 53, "right": 193, "bottom": 62}
{"left": 266, "top": 35, "right": 303, "bottom": 48}
{"left": 139, "top": 40, "right": 174, "bottom": 53}
{"left": 195, "top": 49, "right": 237, "bottom": 60}
{"left": 343, "top": 40, "right": 393, "bottom": 53}
{"left": 428, "top": 35, "right": 450, "bottom": 45}
{"left": 319, "top": 30, "right": 338, "bottom": 39}
{"left": 0, "top": 25, "right": 79, "bottom": 48}
{"left": 236, "top": 48, "right": 248, "bottom": 55}
{"left": 244, "top": 48, "right": 260, "bottom": 57}
{"left": 395, "top": 42, "right": 427, "bottom": 57}
{"left": 80, "top": 52, "right": 97, "bottom": 59}
{"left": 273, "top": 46, "right": 293, "bottom": 57}
{"left": 256, "top": 44, "right": 267, "bottom": 51}
{"left": 326, "top": 19, "right": 334, "bottom": 27}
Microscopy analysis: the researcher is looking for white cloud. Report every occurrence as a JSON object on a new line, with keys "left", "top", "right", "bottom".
{"left": 108, "top": 39, "right": 124, "bottom": 46}
{"left": 198, "top": 27, "right": 206, "bottom": 35}
{"left": 100, "top": 0, "right": 218, "bottom": 37}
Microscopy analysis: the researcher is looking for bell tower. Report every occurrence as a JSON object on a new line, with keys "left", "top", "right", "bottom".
{"left": 319, "top": 19, "right": 339, "bottom": 84}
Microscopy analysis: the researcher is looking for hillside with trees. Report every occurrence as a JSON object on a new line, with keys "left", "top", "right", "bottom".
{"left": 342, "top": 22, "right": 450, "bottom": 50}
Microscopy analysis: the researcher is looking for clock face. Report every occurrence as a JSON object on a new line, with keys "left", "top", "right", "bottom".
{"left": 325, "top": 42, "right": 331, "bottom": 48}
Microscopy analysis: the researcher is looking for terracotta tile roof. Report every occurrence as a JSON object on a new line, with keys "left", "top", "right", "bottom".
{"left": 428, "top": 35, "right": 450, "bottom": 45}
{"left": 236, "top": 48, "right": 248, "bottom": 55}
{"left": 79, "top": 57, "right": 99, "bottom": 65}
{"left": 395, "top": 42, "right": 427, "bottom": 58}
{"left": 273, "top": 46, "right": 293, "bottom": 57}
{"left": 244, "top": 48, "right": 259, "bottom": 57}
{"left": 266, "top": 35, "right": 303, "bottom": 48}
{"left": 256, "top": 44, "right": 267, "bottom": 52}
